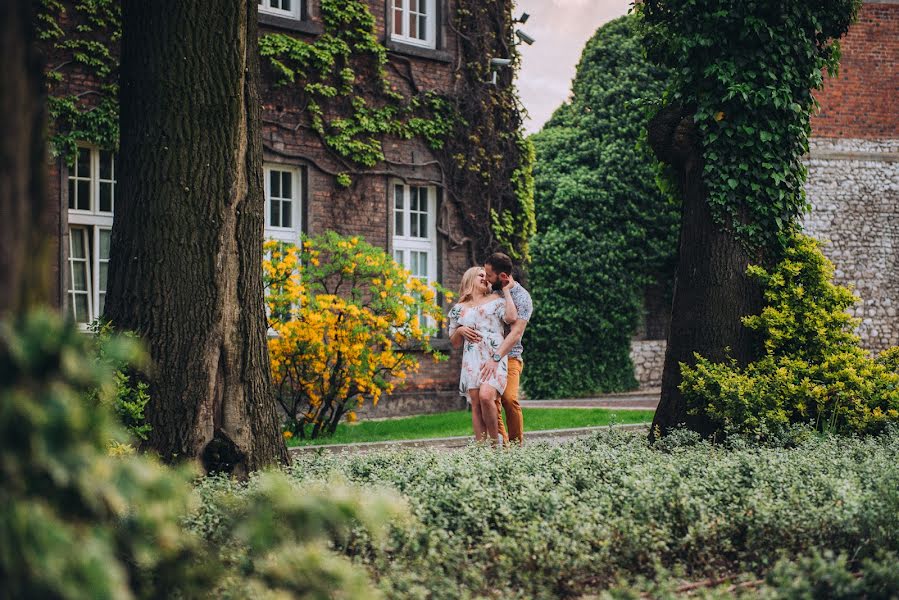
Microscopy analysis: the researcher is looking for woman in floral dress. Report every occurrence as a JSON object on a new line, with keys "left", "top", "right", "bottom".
{"left": 448, "top": 266, "right": 517, "bottom": 445}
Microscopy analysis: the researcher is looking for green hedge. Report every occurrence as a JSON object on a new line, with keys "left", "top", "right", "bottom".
{"left": 524, "top": 15, "right": 678, "bottom": 399}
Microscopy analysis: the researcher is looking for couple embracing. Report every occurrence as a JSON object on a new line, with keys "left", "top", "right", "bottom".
{"left": 448, "top": 253, "right": 533, "bottom": 446}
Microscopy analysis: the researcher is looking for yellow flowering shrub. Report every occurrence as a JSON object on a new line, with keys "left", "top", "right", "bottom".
{"left": 264, "top": 232, "right": 449, "bottom": 439}
{"left": 681, "top": 233, "right": 899, "bottom": 437}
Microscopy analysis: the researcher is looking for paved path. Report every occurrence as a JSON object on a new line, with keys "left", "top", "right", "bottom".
{"left": 520, "top": 388, "right": 660, "bottom": 411}
{"left": 289, "top": 390, "right": 659, "bottom": 456}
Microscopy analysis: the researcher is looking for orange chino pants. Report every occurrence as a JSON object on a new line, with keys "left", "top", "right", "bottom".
{"left": 496, "top": 357, "right": 524, "bottom": 444}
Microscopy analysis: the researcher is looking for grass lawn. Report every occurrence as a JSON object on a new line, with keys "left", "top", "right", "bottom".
{"left": 286, "top": 408, "right": 655, "bottom": 446}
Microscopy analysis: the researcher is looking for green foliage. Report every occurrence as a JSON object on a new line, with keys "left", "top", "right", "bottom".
{"left": 87, "top": 320, "right": 151, "bottom": 442}
{"left": 1, "top": 310, "right": 402, "bottom": 599}
{"left": 524, "top": 15, "right": 678, "bottom": 399}
{"left": 681, "top": 233, "right": 899, "bottom": 437}
{"left": 638, "top": 0, "right": 862, "bottom": 250}
{"left": 276, "top": 428, "right": 899, "bottom": 598}
{"left": 37, "top": 0, "right": 121, "bottom": 162}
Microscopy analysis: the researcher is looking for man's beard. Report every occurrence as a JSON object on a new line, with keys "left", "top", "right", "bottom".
{"left": 491, "top": 280, "right": 502, "bottom": 292}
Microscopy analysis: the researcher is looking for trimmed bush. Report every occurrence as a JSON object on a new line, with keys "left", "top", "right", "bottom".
{"left": 681, "top": 232, "right": 899, "bottom": 438}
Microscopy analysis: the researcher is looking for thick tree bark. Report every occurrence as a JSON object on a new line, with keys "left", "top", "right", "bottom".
{"left": 0, "top": 0, "right": 51, "bottom": 316}
{"left": 647, "top": 105, "right": 764, "bottom": 437}
{"left": 106, "top": 1, "right": 288, "bottom": 473}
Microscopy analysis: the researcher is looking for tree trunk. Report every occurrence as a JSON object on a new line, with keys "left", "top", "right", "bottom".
{"left": 106, "top": 1, "right": 288, "bottom": 474}
{"left": 647, "top": 105, "right": 764, "bottom": 437}
{"left": 0, "top": 0, "right": 51, "bottom": 317}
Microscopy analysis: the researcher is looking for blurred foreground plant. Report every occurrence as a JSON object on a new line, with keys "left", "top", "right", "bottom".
{"left": 0, "top": 310, "right": 403, "bottom": 599}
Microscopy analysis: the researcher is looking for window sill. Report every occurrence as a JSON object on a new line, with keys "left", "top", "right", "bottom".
{"left": 259, "top": 12, "right": 322, "bottom": 35}
{"left": 385, "top": 39, "right": 452, "bottom": 63}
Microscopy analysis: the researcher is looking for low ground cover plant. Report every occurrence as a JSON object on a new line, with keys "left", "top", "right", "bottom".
{"left": 191, "top": 427, "right": 899, "bottom": 599}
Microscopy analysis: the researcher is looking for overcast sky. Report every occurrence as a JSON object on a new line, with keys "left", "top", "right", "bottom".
{"left": 515, "top": 0, "right": 631, "bottom": 134}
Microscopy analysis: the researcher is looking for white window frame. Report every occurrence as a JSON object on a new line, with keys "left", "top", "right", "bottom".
{"left": 263, "top": 164, "right": 303, "bottom": 332}
{"left": 258, "top": 0, "right": 302, "bottom": 20}
{"left": 264, "top": 164, "right": 302, "bottom": 244}
{"left": 392, "top": 181, "right": 437, "bottom": 286}
{"left": 67, "top": 146, "right": 115, "bottom": 326}
{"left": 390, "top": 0, "right": 437, "bottom": 49}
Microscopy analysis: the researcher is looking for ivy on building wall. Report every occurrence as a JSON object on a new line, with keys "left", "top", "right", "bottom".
{"left": 38, "top": 0, "right": 534, "bottom": 263}
{"left": 638, "top": 0, "right": 862, "bottom": 252}
{"left": 37, "top": 0, "right": 120, "bottom": 163}
{"left": 436, "top": 0, "right": 536, "bottom": 264}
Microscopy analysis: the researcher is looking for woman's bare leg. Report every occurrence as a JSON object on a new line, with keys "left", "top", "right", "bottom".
{"left": 478, "top": 384, "right": 500, "bottom": 444}
{"left": 469, "top": 390, "right": 486, "bottom": 441}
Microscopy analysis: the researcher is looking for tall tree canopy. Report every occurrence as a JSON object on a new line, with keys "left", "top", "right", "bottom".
{"left": 640, "top": 0, "right": 861, "bottom": 435}
{"left": 105, "top": 1, "right": 288, "bottom": 473}
{"left": 523, "top": 15, "right": 677, "bottom": 399}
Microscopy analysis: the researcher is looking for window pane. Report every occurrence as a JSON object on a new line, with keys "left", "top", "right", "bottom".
{"left": 77, "top": 148, "right": 90, "bottom": 177}
{"left": 410, "top": 0, "right": 418, "bottom": 11}
{"left": 99, "top": 182, "right": 112, "bottom": 212}
{"left": 271, "top": 0, "right": 280, "bottom": 8}
{"left": 270, "top": 199, "right": 280, "bottom": 227}
{"left": 99, "top": 151, "right": 112, "bottom": 180}
{"left": 72, "top": 263, "right": 88, "bottom": 291}
{"left": 99, "top": 263, "right": 108, "bottom": 291}
{"left": 99, "top": 229, "right": 111, "bottom": 259}
{"left": 394, "top": 249, "right": 404, "bottom": 265}
{"left": 419, "top": 15, "right": 427, "bottom": 39}
{"left": 281, "top": 172, "right": 292, "bottom": 198}
{"left": 68, "top": 179, "right": 76, "bottom": 210}
{"left": 270, "top": 170, "right": 280, "bottom": 197}
{"left": 394, "top": 185, "right": 404, "bottom": 210}
{"left": 410, "top": 212, "right": 419, "bottom": 237}
{"left": 70, "top": 229, "right": 86, "bottom": 258}
{"left": 410, "top": 189, "right": 419, "bottom": 212}
{"left": 282, "top": 0, "right": 291, "bottom": 10}
{"left": 395, "top": 211, "right": 404, "bottom": 237}
{"left": 73, "top": 294, "right": 89, "bottom": 323}
{"left": 97, "top": 292, "right": 105, "bottom": 316}
{"left": 394, "top": 6, "right": 403, "bottom": 35}
{"left": 281, "top": 200, "right": 292, "bottom": 229}
{"left": 77, "top": 181, "right": 90, "bottom": 210}
{"left": 419, "top": 213, "right": 428, "bottom": 238}
{"left": 409, "top": 11, "right": 417, "bottom": 38}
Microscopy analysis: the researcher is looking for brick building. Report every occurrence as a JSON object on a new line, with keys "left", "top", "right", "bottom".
{"left": 631, "top": 0, "right": 899, "bottom": 388}
{"left": 43, "top": 0, "right": 508, "bottom": 414}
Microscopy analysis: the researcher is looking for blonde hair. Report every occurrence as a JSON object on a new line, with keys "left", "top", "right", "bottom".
{"left": 458, "top": 266, "right": 485, "bottom": 304}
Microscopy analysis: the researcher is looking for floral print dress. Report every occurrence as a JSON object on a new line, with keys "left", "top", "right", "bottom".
{"left": 448, "top": 297, "right": 509, "bottom": 398}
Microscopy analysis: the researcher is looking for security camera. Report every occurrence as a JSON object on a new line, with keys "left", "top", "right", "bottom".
{"left": 515, "top": 29, "right": 536, "bottom": 45}
{"left": 516, "top": 12, "right": 530, "bottom": 24}
{"left": 490, "top": 57, "right": 512, "bottom": 67}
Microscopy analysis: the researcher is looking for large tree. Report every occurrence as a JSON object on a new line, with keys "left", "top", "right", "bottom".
{"left": 105, "top": 1, "right": 288, "bottom": 472}
{"left": 640, "top": 0, "right": 861, "bottom": 436}
{"left": 525, "top": 15, "right": 678, "bottom": 399}
{"left": 0, "top": 0, "right": 51, "bottom": 316}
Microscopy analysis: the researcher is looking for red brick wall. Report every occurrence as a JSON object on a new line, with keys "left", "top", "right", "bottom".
{"left": 44, "top": 0, "right": 478, "bottom": 407}
{"left": 811, "top": 1, "right": 899, "bottom": 138}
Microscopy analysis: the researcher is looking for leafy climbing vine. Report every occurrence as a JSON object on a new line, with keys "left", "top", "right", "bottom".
{"left": 638, "top": 0, "right": 861, "bottom": 251}
{"left": 438, "top": 0, "right": 535, "bottom": 264}
{"left": 38, "top": 0, "right": 535, "bottom": 263}
{"left": 36, "top": 0, "right": 120, "bottom": 163}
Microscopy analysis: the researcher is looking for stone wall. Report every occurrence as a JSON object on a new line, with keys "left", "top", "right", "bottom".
{"left": 630, "top": 339, "right": 666, "bottom": 389}
{"left": 802, "top": 138, "right": 899, "bottom": 352}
